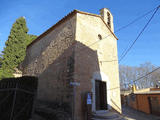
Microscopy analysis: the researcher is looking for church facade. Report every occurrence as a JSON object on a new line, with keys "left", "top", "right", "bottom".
{"left": 22, "top": 8, "right": 121, "bottom": 120}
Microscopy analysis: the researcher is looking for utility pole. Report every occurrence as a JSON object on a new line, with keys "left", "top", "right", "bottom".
{"left": 70, "top": 82, "right": 80, "bottom": 120}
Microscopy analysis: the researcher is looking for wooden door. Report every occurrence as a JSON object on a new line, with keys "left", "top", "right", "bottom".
{"left": 148, "top": 97, "right": 160, "bottom": 116}
{"left": 100, "top": 81, "right": 107, "bottom": 110}
{"left": 95, "top": 80, "right": 107, "bottom": 110}
{"left": 95, "top": 80, "right": 100, "bottom": 110}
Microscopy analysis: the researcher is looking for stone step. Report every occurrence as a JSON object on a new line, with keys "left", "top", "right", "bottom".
{"left": 91, "top": 116, "right": 126, "bottom": 120}
{"left": 92, "top": 111, "right": 125, "bottom": 120}
{"left": 93, "top": 113, "right": 119, "bottom": 118}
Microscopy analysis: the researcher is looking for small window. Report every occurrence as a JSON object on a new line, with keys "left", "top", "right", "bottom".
{"left": 98, "top": 34, "right": 102, "bottom": 40}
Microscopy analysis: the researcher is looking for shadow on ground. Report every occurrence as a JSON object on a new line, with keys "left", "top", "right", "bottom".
{"left": 122, "top": 105, "right": 160, "bottom": 120}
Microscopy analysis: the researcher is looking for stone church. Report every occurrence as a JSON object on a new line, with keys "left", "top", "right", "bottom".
{"left": 22, "top": 8, "right": 121, "bottom": 120}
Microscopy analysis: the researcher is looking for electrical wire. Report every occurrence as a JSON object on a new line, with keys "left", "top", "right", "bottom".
{"left": 75, "top": 6, "right": 160, "bottom": 62}
{"left": 118, "top": 5, "right": 160, "bottom": 63}
{"left": 108, "top": 66, "right": 160, "bottom": 91}
{"left": 97, "top": 6, "right": 160, "bottom": 63}
{"left": 124, "top": 66, "right": 160, "bottom": 85}
{"left": 74, "top": 5, "right": 160, "bottom": 91}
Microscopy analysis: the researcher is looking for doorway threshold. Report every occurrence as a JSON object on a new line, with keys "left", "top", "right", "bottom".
{"left": 95, "top": 110, "right": 109, "bottom": 114}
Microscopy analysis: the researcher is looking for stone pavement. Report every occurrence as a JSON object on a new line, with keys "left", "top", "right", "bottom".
{"left": 91, "top": 106, "right": 160, "bottom": 120}
{"left": 92, "top": 110, "right": 125, "bottom": 120}
{"left": 122, "top": 105, "right": 160, "bottom": 120}
{"left": 32, "top": 105, "right": 160, "bottom": 120}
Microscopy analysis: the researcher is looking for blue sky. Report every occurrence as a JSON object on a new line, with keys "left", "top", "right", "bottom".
{"left": 0, "top": 0, "right": 160, "bottom": 66}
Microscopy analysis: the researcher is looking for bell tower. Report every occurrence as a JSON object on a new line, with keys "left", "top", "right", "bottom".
{"left": 100, "top": 8, "right": 114, "bottom": 32}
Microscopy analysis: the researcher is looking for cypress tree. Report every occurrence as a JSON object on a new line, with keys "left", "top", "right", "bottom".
{"left": 0, "top": 17, "right": 37, "bottom": 79}
{"left": 0, "top": 55, "right": 2, "bottom": 68}
{"left": 27, "top": 34, "right": 37, "bottom": 46}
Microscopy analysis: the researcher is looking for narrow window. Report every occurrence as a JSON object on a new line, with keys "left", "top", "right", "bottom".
{"left": 107, "top": 12, "right": 111, "bottom": 28}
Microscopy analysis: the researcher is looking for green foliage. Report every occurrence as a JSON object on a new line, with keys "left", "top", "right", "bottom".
{"left": 27, "top": 34, "right": 37, "bottom": 45}
{"left": 0, "top": 56, "right": 2, "bottom": 68}
{"left": 0, "top": 17, "right": 37, "bottom": 79}
{"left": 0, "top": 68, "right": 13, "bottom": 80}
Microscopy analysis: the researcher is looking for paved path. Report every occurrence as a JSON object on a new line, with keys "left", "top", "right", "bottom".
{"left": 92, "top": 110, "right": 125, "bottom": 120}
{"left": 122, "top": 105, "right": 160, "bottom": 120}
{"left": 32, "top": 105, "right": 160, "bottom": 120}
{"left": 92, "top": 106, "right": 160, "bottom": 120}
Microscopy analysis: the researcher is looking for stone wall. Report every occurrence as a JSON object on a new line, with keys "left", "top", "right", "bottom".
{"left": 22, "top": 10, "right": 121, "bottom": 120}
{"left": 74, "top": 41, "right": 100, "bottom": 120}
{"left": 74, "top": 13, "right": 121, "bottom": 120}
{"left": 22, "top": 15, "right": 76, "bottom": 106}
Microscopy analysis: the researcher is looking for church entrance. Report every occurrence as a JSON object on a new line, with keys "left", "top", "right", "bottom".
{"left": 95, "top": 80, "right": 107, "bottom": 110}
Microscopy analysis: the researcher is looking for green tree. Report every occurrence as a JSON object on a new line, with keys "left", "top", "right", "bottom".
{"left": 0, "top": 54, "right": 2, "bottom": 68}
{"left": 0, "top": 17, "right": 37, "bottom": 79}
{"left": 27, "top": 34, "right": 37, "bottom": 45}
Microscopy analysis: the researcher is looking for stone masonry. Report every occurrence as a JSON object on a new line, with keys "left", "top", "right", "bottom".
{"left": 22, "top": 8, "right": 121, "bottom": 120}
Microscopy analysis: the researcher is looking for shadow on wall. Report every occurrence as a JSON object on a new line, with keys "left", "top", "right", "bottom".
{"left": 21, "top": 21, "right": 75, "bottom": 74}
{"left": 73, "top": 41, "right": 101, "bottom": 120}
{"left": 22, "top": 41, "right": 103, "bottom": 120}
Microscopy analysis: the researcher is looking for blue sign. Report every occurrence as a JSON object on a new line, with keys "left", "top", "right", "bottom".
{"left": 87, "top": 93, "right": 92, "bottom": 104}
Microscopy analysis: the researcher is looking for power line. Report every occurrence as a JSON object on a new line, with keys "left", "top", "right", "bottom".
{"left": 118, "top": 5, "right": 160, "bottom": 63}
{"left": 75, "top": 6, "right": 160, "bottom": 90}
{"left": 74, "top": 6, "right": 160, "bottom": 91}
{"left": 115, "top": 6, "right": 158, "bottom": 33}
{"left": 101, "top": 5, "right": 160, "bottom": 91}
{"left": 74, "top": 5, "right": 160, "bottom": 90}
{"left": 95, "top": 6, "right": 158, "bottom": 47}
{"left": 75, "top": 6, "right": 159, "bottom": 60}
{"left": 117, "top": 5, "right": 159, "bottom": 59}
{"left": 73, "top": 65, "right": 160, "bottom": 91}
{"left": 108, "top": 66, "right": 160, "bottom": 91}
{"left": 124, "top": 66, "right": 160, "bottom": 85}
{"left": 101, "top": 5, "right": 160, "bottom": 63}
